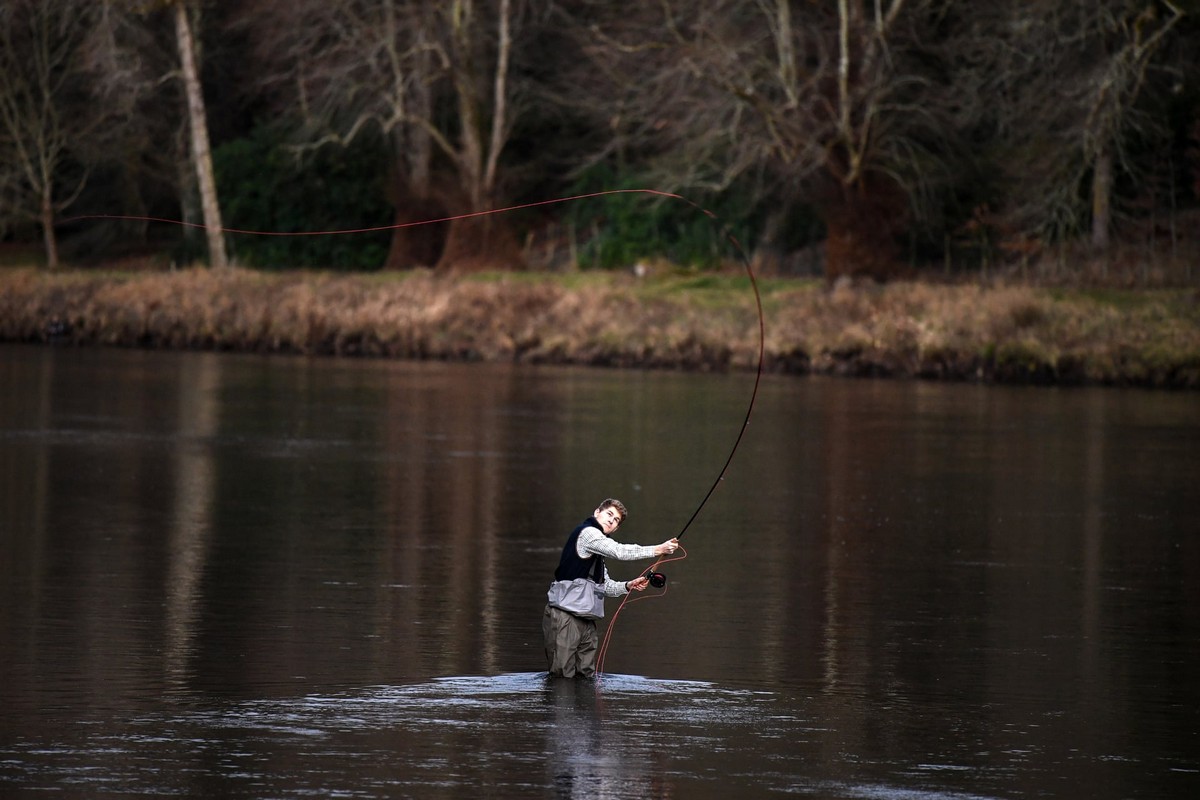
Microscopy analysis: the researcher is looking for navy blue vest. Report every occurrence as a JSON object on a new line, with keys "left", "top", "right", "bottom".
{"left": 554, "top": 518, "right": 605, "bottom": 583}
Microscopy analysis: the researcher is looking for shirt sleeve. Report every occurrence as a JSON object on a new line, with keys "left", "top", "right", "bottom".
{"left": 599, "top": 565, "right": 628, "bottom": 597}
{"left": 576, "top": 526, "right": 658, "bottom": 562}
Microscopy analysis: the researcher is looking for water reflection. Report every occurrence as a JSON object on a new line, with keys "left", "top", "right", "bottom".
{"left": 1, "top": 344, "right": 1198, "bottom": 799}
{"left": 165, "top": 352, "right": 219, "bottom": 691}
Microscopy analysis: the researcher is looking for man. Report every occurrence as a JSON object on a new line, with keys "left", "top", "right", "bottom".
{"left": 543, "top": 498, "right": 679, "bottom": 678}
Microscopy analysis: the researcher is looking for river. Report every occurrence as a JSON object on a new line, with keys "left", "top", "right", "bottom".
{"left": 1, "top": 343, "right": 1196, "bottom": 798}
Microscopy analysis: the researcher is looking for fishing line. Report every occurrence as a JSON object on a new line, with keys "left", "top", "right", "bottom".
{"left": 66, "top": 188, "right": 766, "bottom": 675}
{"left": 69, "top": 187, "right": 766, "bottom": 541}
{"left": 62, "top": 189, "right": 686, "bottom": 237}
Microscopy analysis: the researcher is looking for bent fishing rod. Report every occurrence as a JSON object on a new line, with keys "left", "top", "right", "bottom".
{"left": 631, "top": 199, "right": 765, "bottom": 592}
{"left": 598, "top": 229, "right": 763, "bottom": 671}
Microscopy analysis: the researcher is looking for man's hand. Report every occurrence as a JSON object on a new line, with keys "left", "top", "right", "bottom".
{"left": 627, "top": 576, "right": 650, "bottom": 592}
{"left": 654, "top": 538, "right": 680, "bottom": 556}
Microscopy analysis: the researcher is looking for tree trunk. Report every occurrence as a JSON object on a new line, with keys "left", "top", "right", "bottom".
{"left": 41, "top": 191, "right": 60, "bottom": 270}
{"left": 383, "top": 35, "right": 437, "bottom": 271}
{"left": 175, "top": 136, "right": 202, "bottom": 260}
{"left": 1091, "top": 146, "right": 1112, "bottom": 252}
{"left": 436, "top": 0, "right": 520, "bottom": 271}
{"left": 450, "top": 0, "right": 484, "bottom": 210}
{"left": 482, "top": 0, "right": 511, "bottom": 196}
{"left": 821, "top": 178, "right": 906, "bottom": 281}
{"left": 436, "top": 214, "right": 523, "bottom": 272}
{"left": 174, "top": 2, "right": 227, "bottom": 270}
{"left": 383, "top": 190, "right": 446, "bottom": 269}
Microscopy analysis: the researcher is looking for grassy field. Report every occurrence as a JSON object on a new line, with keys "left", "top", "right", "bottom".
{"left": 2, "top": 266, "right": 1198, "bottom": 388}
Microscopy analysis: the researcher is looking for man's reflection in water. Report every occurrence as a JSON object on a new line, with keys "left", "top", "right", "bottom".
{"left": 544, "top": 677, "right": 675, "bottom": 799}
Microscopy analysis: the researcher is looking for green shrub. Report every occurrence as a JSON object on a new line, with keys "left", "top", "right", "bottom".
{"left": 563, "top": 165, "right": 768, "bottom": 270}
{"left": 214, "top": 127, "right": 393, "bottom": 270}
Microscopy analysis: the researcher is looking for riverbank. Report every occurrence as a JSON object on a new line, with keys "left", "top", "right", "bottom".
{"left": 1, "top": 267, "right": 1197, "bottom": 388}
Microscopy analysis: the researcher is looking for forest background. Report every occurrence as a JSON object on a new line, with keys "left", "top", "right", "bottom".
{"left": 2, "top": 1, "right": 1199, "bottom": 387}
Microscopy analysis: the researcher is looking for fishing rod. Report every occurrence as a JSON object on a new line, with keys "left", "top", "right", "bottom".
{"left": 626, "top": 199, "right": 765, "bottom": 592}
{"left": 676, "top": 208, "right": 765, "bottom": 540}
{"left": 594, "top": 200, "right": 765, "bottom": 676}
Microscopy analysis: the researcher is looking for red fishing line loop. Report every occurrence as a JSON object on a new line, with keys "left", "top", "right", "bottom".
{"left": 595, "top": 545, "right": 689, "bottom": 677}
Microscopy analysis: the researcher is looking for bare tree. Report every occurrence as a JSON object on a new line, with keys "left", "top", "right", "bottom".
{"left": 240, "top": 0, "right": 529, "bottom": 270}
{"left": 93, "top": 0, "right": 228, "bottom": 268}
{"left": 435, "top": 0, "right": 519, "bottom": 268}
{"left": 171, "top": 1, "right": 227, "bottom": 268}
{"left": 0, "top": 0, "right": 112, "bottom": 268}
{"left": 562, "top": 0, "right": 974, "bottom": 279}
{"left": 1087, "top": 2, "right": 1183, "bottom": 251}
{"left": 83, "top": 3, "right": 183, "bottom": 245}
{"left": 979, "top": 0, "right": 1185, "bottom": 253}
{"left": 82, "top": 1, "right": 232, "bottom": 264}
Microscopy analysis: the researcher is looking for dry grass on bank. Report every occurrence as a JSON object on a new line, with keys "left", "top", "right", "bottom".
{"left": 768, "top": 279, "right": 1200, "bottom": 386}
{"left": 1, "top": 266, "right": 1198, "bottom": 388}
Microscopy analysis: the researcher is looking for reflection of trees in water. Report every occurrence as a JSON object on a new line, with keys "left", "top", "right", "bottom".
{"left": 164, "top": 353, "right": 221, "bottom": 690}
{"left": 380, "top": 364, "right": 571, "bottom": 676}
{"left": 2, "top": 349, "right": 225, "bottom": 704}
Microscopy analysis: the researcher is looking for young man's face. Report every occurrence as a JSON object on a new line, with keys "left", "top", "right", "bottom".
{"left": 594, "top": 505, "right": 623, "bottom": 535}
